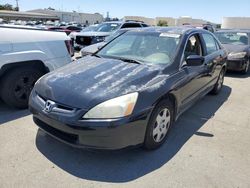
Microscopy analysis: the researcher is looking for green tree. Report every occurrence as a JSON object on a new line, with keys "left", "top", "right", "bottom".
{"left": 0, "top": 3, "right": 18, "bottom": 11}
{"left": 157, "top": 20, "right": 168, "bottom": 27}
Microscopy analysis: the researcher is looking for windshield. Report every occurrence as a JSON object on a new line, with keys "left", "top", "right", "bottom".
{"left": 94, "top": 23, "right": 121, "bottom": 32}
{"left": 82, "top": 25, "right": 98, "bottom": 32}
{"left": 104, "top": 30, "right": 127, "bottom": 42}
{"left": 97, "top": 32, "right": 181, "bottom": 65}
{"left": 215, "top": 32, "right": 249, "bottom": 45}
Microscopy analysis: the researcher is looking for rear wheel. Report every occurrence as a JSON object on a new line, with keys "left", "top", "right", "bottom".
{"left": 210, "top": 69, "right": 225, "bottom": 95}
{"left": 143, "top": 99, "right": 174, "bottom": 150}
{"left": 0, "top": 67, "right": 44, "bottom": 109}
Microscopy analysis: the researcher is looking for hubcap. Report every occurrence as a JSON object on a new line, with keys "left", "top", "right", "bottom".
{"left": 245, "top": 61, "right": 249, "bottom": 73}
{"left": 153, "top": 108, "right": 171, "bottom": 143}
{"left": 217, "top": 71, "right": 224, "bottom": 90}
{"left": 14, "top": 75, "right": 36, "bottom": 101}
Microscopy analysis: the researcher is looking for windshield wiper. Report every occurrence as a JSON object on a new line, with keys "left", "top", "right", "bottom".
{"left": 117, "top": 57, "right": 143, "bottom": 64}
{"left": 92, "top": 54, "right": 101, "bottom": 58}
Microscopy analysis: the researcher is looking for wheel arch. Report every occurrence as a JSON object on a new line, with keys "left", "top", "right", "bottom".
{"left": 0, "top": 60, "right": 49, "bottom": 80}
{"left": 153, "top": 92, "right": 178, "bottom": 121}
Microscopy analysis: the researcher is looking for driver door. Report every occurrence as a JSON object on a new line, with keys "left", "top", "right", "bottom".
{"left": 179, "top": 34, "right": 209, "bottom": 111}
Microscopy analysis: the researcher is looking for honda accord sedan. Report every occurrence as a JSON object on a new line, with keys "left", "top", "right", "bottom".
{"left": 29, "top": 27, "right": 227, "bottom": 150}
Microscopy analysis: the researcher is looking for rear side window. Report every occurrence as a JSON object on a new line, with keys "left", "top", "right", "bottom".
{"left": 202, "top": 34, "right": 218, "bottom": 55}
{"left": 121, "top": 23, "right": 142, "bottom": 28}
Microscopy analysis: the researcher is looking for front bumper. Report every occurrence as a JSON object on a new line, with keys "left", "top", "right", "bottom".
{"left": 29, "top": 93, "right": 151, "bottom": 150}
{"left": 226, "top": 59, "right": 248, "bottom": 71}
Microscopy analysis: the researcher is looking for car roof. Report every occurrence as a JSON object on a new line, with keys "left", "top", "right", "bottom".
{"left": 216, "top": 29, "right": 250, "bottom": 33}
{"left": 102, "top": 21, "right": 144, "bottom": 25}
{"left": 125, "top": 26, "right": 207, "bottom": 35}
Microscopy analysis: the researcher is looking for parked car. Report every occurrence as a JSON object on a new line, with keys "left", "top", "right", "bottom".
{"left": 29, "top": 27, "right": 227, "bottom": 150}
{"left": 215, "top": 29, "right": 250, "bottom": 73}
{"left": 48, "top": 26, "right": 72, "bottom": 35}
{"left": 183, "top": 23, "right": 216, "bottom": 33}
{"left": 73, "top": 21, "right": 148, "bottom": 50}
{"left": 80, "top": 28, "right": 139, "bottom": 57}
{"left": 0, "top": 26, "right": 73, "bottom": 108}
{"left": 63, "top": 25, "right": 82, "bottom": 33}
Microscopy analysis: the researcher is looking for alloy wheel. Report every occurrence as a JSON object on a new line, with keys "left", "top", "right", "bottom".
{"left": 217, "top": 71, "right": 224, "bottom": 90}
{"left": 245, "top": 61, "right": 249, "bottom": 73}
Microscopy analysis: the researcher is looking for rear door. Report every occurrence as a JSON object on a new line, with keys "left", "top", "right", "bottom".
{"left": 200, "top": 33, "right": 225, "bottom": 88}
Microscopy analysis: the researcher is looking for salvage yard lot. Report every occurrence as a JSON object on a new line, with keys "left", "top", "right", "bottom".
{"left": 0, "top": 73, "right": 250, "bottom": 188}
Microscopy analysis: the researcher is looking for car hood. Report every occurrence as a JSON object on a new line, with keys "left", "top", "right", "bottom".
{"left": 223, "top": 44, "right": 250, "bottom": 53}
{"left": 81, "top": 42, "right": 106, "bottom": 54}
{"left": 35, "top": 56, "right": 166, "bottom": 109}
{"left": 75, "top": 31, "right": 111, "bottom": 37}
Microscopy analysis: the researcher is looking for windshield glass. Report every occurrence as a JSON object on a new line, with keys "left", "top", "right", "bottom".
{"left": 82, "top": 25, "right": 98, "bottom": 32}
{"left": 104, "top": 30, "right": 126, "bottom": 42}
{"left": 94, "top": 23, "right": 121, "bottom": 32}
{"left": 97, "top": 32, "right": 181, "bottom": 65}
{"left": 215, "top": 32, "right": 249, "bottom": 45}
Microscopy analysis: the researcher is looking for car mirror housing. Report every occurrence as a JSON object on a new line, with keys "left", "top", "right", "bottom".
{"left": 186, "top": 55, "right": 204, "bottom": 66}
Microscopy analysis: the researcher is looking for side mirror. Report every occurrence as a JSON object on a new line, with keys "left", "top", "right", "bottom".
{"left": 186, "top": 55, "right": 204, "bottom": 66}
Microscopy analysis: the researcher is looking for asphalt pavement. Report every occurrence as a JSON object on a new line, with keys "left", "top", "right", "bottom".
{"left": 0, "top": 72, "right": 249, "bottom": 188}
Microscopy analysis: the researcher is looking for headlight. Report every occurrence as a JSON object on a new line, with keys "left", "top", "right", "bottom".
{"left": 228, "top": 52, "right": 247, "bottom": 59}
{"left": 83, "top": 92, "right": 138, "bottom": 119}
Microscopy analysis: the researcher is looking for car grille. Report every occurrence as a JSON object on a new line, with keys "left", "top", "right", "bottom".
{"left": 36, "top": 94, "right": 76, "bottom": 114}
{"left": 75, "top": 36, "right": 92, "bottom": 46}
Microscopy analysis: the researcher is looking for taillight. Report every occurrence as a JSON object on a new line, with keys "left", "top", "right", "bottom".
{"left": 65, "top": 40, "right": 74, "bottom": 56}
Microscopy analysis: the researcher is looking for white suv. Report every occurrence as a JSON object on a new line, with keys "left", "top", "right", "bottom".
{"left": 0, "top": 26, "right": 73, "bottom": 108}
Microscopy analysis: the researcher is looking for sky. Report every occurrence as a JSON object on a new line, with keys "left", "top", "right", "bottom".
{"left": 1, "top": 0, "right": 250, "bottom": 23}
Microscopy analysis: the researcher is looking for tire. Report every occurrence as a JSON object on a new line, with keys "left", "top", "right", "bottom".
{"left": 241, "top": 60, "right": 249, "bottom": 74}
{"left": 210, "top": 68, "right": 225, "bottom": 95}
{"left": 143, "top": 99, "right": 174, "bottom": 150}
{"left": 0, "top": 67, "right": 44, "bottom": 109}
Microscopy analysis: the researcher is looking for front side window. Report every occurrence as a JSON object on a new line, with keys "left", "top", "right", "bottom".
{"left": 215, "top": 32, "right": 249, "bottom": 45}
{"left": 202, "top": 34, "right": 218, "bottom": 55}
{"left": 184, "top": 35, "right": 203, "bottom": 59}
{"left": 97, "top": 32, "right": 181, "bottom": 65}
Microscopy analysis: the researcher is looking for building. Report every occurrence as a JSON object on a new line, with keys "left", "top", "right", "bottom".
{"left": 222, "top": 17, "right": 250, "bottom": 29}
{"left": 175, "top": 16, "right": 208, "bottom": 26}
{"left": 28, "top": 9, "right": 104, "bottom": 25}
{"left": 0, "top": 10, "right": 59, "bottom": 22}
{"left": 123, "top": 16, "right": 155, "bottom": 26}
{"left": 124, "top": 16, "right": 212, "bottom": 26}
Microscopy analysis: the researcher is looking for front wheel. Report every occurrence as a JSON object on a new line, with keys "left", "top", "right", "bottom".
{"left": 143, "top": 100, "right": 174, "bottom": 150}
{"left": 241, "top": 60, "right": 249, "bottom": 74}
{"left": 0, "top": 67, "right": 43, "bottom": 109}
{"left": 210, "top": 69, "right": 225, "bottom": 95}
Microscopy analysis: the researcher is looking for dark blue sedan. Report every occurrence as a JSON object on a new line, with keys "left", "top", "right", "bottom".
{"left": 29, "top": 27, "right": 227, "bottom": 150}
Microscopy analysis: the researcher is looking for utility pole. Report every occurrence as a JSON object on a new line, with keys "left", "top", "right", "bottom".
{"left": 16, "top": 0, "right": 19, "bottom": 11}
